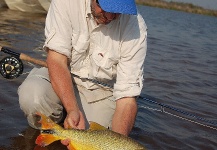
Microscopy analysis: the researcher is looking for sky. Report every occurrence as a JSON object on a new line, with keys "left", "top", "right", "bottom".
{"left": 165, "top": 0, "right": 217, "bottom": 10}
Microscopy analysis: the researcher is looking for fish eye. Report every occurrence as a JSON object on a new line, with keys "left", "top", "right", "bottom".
{"left": 41, "top": 129, "right": 55, "bottom": 134}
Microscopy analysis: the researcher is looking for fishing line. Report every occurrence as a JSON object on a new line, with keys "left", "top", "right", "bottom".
{"left": 138, "top": 96, "right": 217, "bottom": 131}
{"left": 1, "top": 46, "right": 217, "bottom": 131}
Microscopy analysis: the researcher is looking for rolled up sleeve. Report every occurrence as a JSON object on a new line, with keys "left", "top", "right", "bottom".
{"left": 113, "top": 14, "right": 147, "bottom": 100}
{"left": 43, "top": 0, "right": 72, "bottom": 58}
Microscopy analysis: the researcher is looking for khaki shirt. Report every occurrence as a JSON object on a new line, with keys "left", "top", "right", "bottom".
{"left": 44, "top": 0, "right": 147, "bottom": 101}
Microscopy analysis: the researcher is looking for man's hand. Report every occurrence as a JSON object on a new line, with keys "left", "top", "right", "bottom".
{"left": 64, "top": 110, "right": 85, "bottom": 129}
{"left": 61, "top": 110, "right": 85, "bottom": 149}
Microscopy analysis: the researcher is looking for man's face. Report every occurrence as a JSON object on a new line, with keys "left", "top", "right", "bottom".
{"left": 91, "top": 0, "right": 120, "bottom": 25}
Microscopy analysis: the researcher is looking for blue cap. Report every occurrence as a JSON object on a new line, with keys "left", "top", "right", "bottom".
{"left": 98, "top": 0, "right": 137, "bottom": 15}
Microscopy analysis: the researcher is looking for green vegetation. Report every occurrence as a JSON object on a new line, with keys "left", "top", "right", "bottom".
{"left": 136, "top": 0, "right": 217, "bottom": 17}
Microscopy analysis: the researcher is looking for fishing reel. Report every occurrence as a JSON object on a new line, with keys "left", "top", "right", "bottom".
{"left": 0, "top": 56, "right": 23, "bottom": 79}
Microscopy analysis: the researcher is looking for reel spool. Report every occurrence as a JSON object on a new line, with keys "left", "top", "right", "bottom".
{"left": 0, "top": 56, "right": 23, "bottom": 79}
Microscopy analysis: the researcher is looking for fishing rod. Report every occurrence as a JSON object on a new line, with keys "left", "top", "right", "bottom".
{"left": 0, "top": 45, "right": 217, "bottom": 130}
{"left": 0, "top": 46, "right": 113, "bottom": 87}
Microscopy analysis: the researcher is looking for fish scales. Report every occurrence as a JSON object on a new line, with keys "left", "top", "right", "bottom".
{"left": 50, "top": 128, "right": 145, "bottom": 149}
{"left": 35, "top": 112, "right": 146, "bottom": 150}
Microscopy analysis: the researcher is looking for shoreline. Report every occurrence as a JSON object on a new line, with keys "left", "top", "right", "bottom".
{"left": 136, "top": 0, "right": 217, "bottom": 17}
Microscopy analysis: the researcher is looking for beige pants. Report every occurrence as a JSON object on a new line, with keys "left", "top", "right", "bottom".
{"left": 18, "top": 67, "right": 116, "bottom": 129}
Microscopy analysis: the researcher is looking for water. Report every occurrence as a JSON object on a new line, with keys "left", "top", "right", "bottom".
{"left": 0, "top": 5, "right": 217, "bottom": 150}
{"left": 136, "top": 5, "right": 217, "bottom": 150}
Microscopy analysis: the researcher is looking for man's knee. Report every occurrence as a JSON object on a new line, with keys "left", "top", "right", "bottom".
{"left": 18, "top": 77, "right": 50, "bottom": 113}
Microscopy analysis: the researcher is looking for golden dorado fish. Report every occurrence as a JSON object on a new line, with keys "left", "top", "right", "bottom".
{"left": 35, "top": 112, "right": 146, "bottom": 150}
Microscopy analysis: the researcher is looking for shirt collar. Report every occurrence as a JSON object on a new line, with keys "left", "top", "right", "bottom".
{"left": 86, "top": 0, "right": 92, "bottom": 18}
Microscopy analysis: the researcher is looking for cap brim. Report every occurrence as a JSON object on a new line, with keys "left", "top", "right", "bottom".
{"left": 98, "top": 0, "right": 137, "bottom": 15}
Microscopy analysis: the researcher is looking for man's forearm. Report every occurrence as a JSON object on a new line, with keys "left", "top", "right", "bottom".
{"left": 47, "top": 50, "right": 79, "bottom": 113}
{"left": 112, "top": 97, "right": 138, "bottom": 136}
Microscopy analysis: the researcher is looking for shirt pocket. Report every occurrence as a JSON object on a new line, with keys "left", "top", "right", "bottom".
{"left": 71, "top": 33, "right": 90, "bottom": 69}
{"left": 91, "top": 45, "right": 118, "bottom": 80}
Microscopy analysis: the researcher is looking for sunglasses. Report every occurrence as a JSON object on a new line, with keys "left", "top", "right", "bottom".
{"left": 96, "top": 0, "right": 99, "bottom": 5}
{"left": 92, "top": 0, "right": 119, "bottom": 24}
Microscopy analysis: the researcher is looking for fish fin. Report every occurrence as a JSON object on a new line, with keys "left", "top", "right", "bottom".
{"left": 89, "top": 121, "right": 107, "bottom": 131}
{"left": 36, "top": 112, "right": 62, "bottom": 130}
{"left": 35, "top": 134, "right": 60, "bottom": 147}
{"left": 68, "top": 142, "right": 76, "bottom": 150}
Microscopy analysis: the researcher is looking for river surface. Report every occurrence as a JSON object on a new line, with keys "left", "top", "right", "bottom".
{"left": 0, "top": 5, "right": 217, "bottom": 150}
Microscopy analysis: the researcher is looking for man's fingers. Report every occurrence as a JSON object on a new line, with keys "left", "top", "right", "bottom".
{"left": 64, "top": 119, "right": 78, "bottom": 129}
{"left": 61, "top": 139, "right": 70, "bottom": 145}
{"left": 64, "top": 121, "right": 69, "bottom": 129}
{"left": 77, "top": 112, "right": 86, "bottom": 129}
